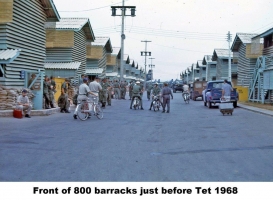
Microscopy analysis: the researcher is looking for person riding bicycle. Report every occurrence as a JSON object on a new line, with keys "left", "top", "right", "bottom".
{"left": 130, "top": 81, "right": 144, "bottom": 110}
{"left": 149, "top": 83, "right": 162, "bottom": 110}
{"left": 182, "top": 83, "right": 190, "bottom": 101}
{"left": 73, "top": 78, "right": 98, "bottom": 119}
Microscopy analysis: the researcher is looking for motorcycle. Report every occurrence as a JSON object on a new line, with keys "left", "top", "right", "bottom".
{"left": 152, "top": 95, "right": 161, "bottom": 111}
{"left": 133, "top": 96, "right": 140, "bottom": 109}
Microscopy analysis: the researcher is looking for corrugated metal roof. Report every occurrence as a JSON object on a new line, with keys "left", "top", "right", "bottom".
{"left": 197, "top": 60, "right": 203, "bottom": 67}
{"left": 237, "top": 33, "right": 259, "bottom": 44}
{"left": 44, "top": 62, "right": 81, "bottom": 69}
{"left": 112, "top": 47, "right": 121, "bottom": 56}
{"left": 253, "top": 27, "right": 273, "bottom": 39}
{"left": 123, "top": 54, "right": 130, "bottom": 63}
{"left": 45, "top": 18, "right": 88, "bottom": 30}
{"left": 91, "top": 37, "right": 112, "bottom": 52}
{"left": 106, "top": 72, "right": 118, "bottom": 77}
{"left": 0, "top": 49, "right": 21, "bottom": 60}
{"left": 125, "top": 75, "right": 135, "bottom": 80}
{"left": 214, "top": 49, "right": 234, "bottom": 58}
{"left": 231, "top": 33, "right": 259, "bottom": 51}
{"left": 92, "top": 37, "right": 109, "bottom": 46}
{"left": 192, "top": 63, "right": 197, "bottom": 70}
{"left": 45, "top": 18, "right": 95, "bottom": 41}
{"left": 86, "top": 68, "right": 103, "bottom": 74}
{"left": 41, "top": 0, "right": 60, "bottom": 22}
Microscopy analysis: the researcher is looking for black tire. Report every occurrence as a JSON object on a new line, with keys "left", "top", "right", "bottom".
{"left": 208, "top": 101, "right": 212, "bottom": 108}
{"left": 233, "top": 101, "right": 237, "bottom": 108}
{"left": 77, "top": 102, "right": 89, "bottom": 121}
{"left": 173, "top": 89, "right": 176, "bottom": 93}
{"left": 204, "top": 101, "right": 206, "bottom": 106}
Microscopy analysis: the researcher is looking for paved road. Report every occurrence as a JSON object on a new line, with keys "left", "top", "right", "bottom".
{"left": 1, "top": 92, "right": 273, "bottom": 181}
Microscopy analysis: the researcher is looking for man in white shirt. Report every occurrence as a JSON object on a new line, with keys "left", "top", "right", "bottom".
{"left": 89, "top": 76, "right": 102, "bottom": 104}
{"left": 73, "top": 78, "right": 98, "bottom": 119}
{"left": 182, "top": 83, "right": 190, "bottom": 101}
{"left": 17, "top": 89, "right": 32, "bottom": 118}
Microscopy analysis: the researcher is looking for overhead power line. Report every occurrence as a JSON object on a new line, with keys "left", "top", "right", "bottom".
{"left": 127, "top": 36, "right": 212, "bottom": 53}
{"left": 94, "top": 25, "right": 227, "bottom": 41}
{"left": 59, "top": 0, "right": 129, "bottom": 12}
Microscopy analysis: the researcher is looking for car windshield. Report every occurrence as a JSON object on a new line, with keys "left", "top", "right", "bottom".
{"left": 208, "top": 82, "right": 231, "bottom": 89}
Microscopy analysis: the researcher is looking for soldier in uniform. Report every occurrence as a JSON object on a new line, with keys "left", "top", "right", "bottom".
{"left": 100, "top": 78, "right": 109, "bottom": 108}
{"left": 58, "top": 78, "right": 70, "bottom": 113}
{"left": 120, "top": 81, "right": 126, "bottom": 99}
{"left": 48, "top": 76, "right": 56, "bottom": 108}
{"left": 161, "top": 82, "right": 173, "bottom": 113}
{"left": 130, "top": 81, "right": 144, "bottom": 110}
{"left": 129, "top": 81, "right": 134, "bottom": 100}
{"left": 149, "top": 83, "right": 162, "bottom": 110}
{"left": 146, "top": 83, "right": 153, "bottom": 101}
{"left": 140, "top": 81, "right": 144, "bottom": 98}
{"left": 106, "top": 78, "right": 112, "bottom": 106}
{"left": 43, "top": 75, "right": 50, "bottom": 109}
{"left": 113, "top": 80, "right": 120, "bottom": 99}
{"left": 28, "top": 73, "right": 36, "bottom": 90}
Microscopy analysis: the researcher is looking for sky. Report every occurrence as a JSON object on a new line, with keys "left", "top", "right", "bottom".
{"left": 53, "top": 0, "right": 273, "bottom": 81}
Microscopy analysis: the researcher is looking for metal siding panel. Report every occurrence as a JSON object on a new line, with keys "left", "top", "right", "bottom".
{"left": 73, "top": 30, "right": 86, "bottom": 81}
{"left": 0, "top": 0, "right": 46, "bottom": 87}
{"left": 46, "top": 48, "right": 73, "bottom": 62}
{"left": 237, "top": 44, "right": 256, "bottom": 86}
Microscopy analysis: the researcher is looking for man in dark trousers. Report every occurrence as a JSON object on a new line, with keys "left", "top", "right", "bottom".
{"left": 161, "top": 82, "right": 173, "bottom": 113}
{"left": 130, "top": 81, "right": 144, "bottom": 110}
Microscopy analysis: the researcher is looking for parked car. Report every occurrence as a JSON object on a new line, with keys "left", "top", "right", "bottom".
{"left": 173, "top": 80, "right": 183, "bottom": 93}
{"left": 191, "top": 81, "right": 207, "bottom": 101}
{"left": 202, "top": 80, "right": 239, "bottom": 108}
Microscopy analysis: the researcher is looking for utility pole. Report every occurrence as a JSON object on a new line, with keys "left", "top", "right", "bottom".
{"left": 227, "top": 31, "right": 232, "bottom": 82}
{"left": 141, "top": 40, "right": 151, "bottom": 89}
{"left": 120, "top": 0, "right": 125, "bottom": 81}
{"left": 111, "top": 2, "right": 136, "bottom": 81}
{"left": 149, "top": 57, "right": 155, "bottom": 80}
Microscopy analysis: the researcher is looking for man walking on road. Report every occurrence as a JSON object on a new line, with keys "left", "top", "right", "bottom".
{"left": 221, "top": 79, "right": 233, "bottom": 101}
{"left": 120, "top": 81, "right": 126, "bottom": 99}
{"left": 161, "top": 82, "right": 173, "bottom": 113}
{"left": 129, "top": 81, "right": 134, "bottom": 100}
{"left": 89, "top": 76, "right": 102, "bottom": 104}
{"left": 146, "top": 83, "right": 153, "bottom": 101}
{"left": 58, "top": 78, "right": 70, "bottom": 113}
{"left": 113, "top": 80, "right": 120, "bottom": 99}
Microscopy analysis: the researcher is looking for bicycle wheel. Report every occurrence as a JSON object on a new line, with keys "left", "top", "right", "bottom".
{"left": 77, "top": 102, "right": 89, "bottom": 121}
{"left": 186, "top": 95, "right": 190, "bottom": 104}
{"left": 94, "top": 105, "right": 103, "bottom": 119}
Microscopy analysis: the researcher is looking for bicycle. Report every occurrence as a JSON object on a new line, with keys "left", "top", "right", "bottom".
{"left": 77, "top": 96, "right": 103, "bottom": 121}
{"left": 182, "top": 92, "right": 190, "bottom": 104}
{"left": 152, "top": 95, "right": 161, "bottom": 111}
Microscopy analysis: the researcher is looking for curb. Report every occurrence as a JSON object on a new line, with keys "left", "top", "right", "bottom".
{"left": 238, "top": 104, "right": 273, "bottom": 117}
{"left": 0, "top": 107, "right": 60, "bottom": 117}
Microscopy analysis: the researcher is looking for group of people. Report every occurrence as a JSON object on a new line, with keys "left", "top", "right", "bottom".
{"left": 18, "top": 75, "right": 235, "bottom": 119}
{"left": 129, "top": 81, "right": 174, "bottom": 113}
